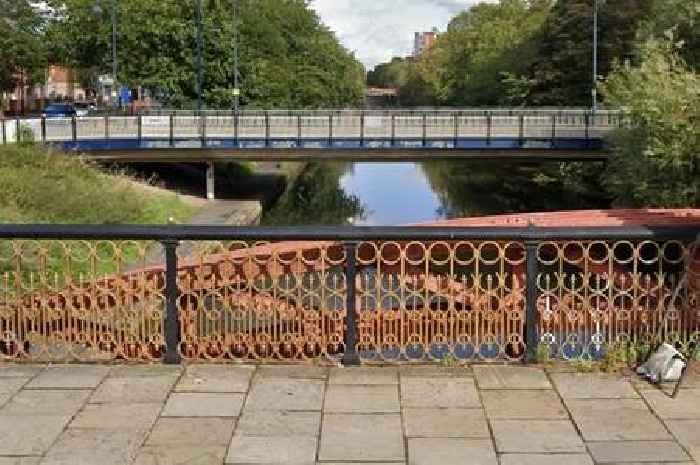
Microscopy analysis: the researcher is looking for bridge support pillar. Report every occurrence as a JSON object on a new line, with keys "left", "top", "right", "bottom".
{"left": 206, "top": 161, "right": 215, "bottom": 200}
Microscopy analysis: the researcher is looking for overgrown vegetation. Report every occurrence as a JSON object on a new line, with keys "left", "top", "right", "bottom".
{"left": 0, "top": 144, "right": 194, "bottom": 224}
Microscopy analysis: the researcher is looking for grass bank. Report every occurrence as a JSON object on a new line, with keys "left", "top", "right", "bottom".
{"left": 0, "top": 144, "right": 194, "bottom": 224}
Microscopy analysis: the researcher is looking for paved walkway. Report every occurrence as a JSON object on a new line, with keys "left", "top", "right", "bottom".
{"left": 0, "top": 363, "right": 698, "bottom": 465}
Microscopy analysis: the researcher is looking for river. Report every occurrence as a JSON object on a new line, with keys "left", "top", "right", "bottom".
{"left": 262, "top": 160, "right": 612, "bottom": 225}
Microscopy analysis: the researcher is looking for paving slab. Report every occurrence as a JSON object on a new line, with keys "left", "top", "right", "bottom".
{"left": 146, "top": 418, "right": 235, "bottom": 446}
{"left": 400, "top": 377, "right": 480, "bottom": 408}
{"left": 499, "top": 454, "right": 594, "bottom": 465}
{"left": 329, "top": 367, "right": 398, "bottom": 385}
{"left": 408, "top": 438, "right": 497, "bottom": 465}
{"left": 69, "top": 402, "right": 162, "bottom": 430}
{"left": 1, "top": 389, "right": 90, "bottom": 416}
{"left": 318, "top": 414, "right": 405, "bottom": 462}
{"left": 245, "top": 378, "right": 325, "bottom": 411}
{"left": 175, "top": 365, "right": 254, "bottom": 393}
{"left": 481, "top": 389, "right": 568, "bottom": 419}
{"left": 236, "top": 410, "right": 321, "bottom": 436}
{"left": 550, "top": 372, "right": 639, "bottom": 399}
{"left": 587, "top": 440, "right": 690, "bottom": 463}
{"left": 324, "top": 384, "right": 399, "bottom": 413}
{"left": 226, "top": 435, "right": 317, "bottom": 464}
{"left": 0, "top": 364, "right": 45, "bottom": 378}
{"left": 399, "top": 365, "right": 472, "bottom": 378}
{"left": 40, "top": 428, "right": 145, "bottom": 465}
{"left": 641, "top": 389, "right": 700, "bottom": 419}
{"left": 403, "top": 408, "right": 490, "bottom": 438}
{"left": 256, "top": 365, "right": 328, "bottom": 379}
{"left": 133, "top": 445, "right": 227, "bottom": 465}
{"left": 161, "top": 392, "right": 245, "bottom": 417}
{"left": 0, "top": 377, "right": 29, "bottom": 407}
{"left": 665, "top": 420, "right": 700, "bottom": 462}
{"left": 90, "top": 376, "right": 177, "bottom": 404}
{"left": 0, "top": 414, "right": 70, "bottom": 455}
{"left": 491, "top": 419, "right": 586, "bottom": 453}
{"left": 473, "top": 365, "right": 551, "bottom": 389}
{"left": 26, "top": 365, "right": 109, "bottom": 389}
{"left": 566, "top": 398, "right": 671, "bottom": 441}
{"left": 108, "top": 365, "right": 182, "bottom": 378}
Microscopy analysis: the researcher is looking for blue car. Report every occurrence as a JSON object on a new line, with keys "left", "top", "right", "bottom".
{"left": 42, "top": 104, "right": 77, "bottom": 118}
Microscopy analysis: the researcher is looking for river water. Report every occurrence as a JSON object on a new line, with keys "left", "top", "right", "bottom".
{"left": 262, "top": 160, "right": 611, "bottom": 225}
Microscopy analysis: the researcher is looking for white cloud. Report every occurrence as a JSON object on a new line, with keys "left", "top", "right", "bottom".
{"left": 311, "top": 0, "right": 488, "bottom": 69}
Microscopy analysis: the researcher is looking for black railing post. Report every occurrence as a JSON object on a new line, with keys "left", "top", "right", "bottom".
{"left": 169, "top": 114, "right": 175, "bottom": 147}
{"left": 359, "top": 111, "right": 365, "bottom": 147}
{"left": 453, "top": 112, "right": 459, "bottom": 148}
{"left": 71, "top": 116, "right": 77, "bottom": 142}
{"left": 162, "top": 239, "right": 182, "bottom": 364}
{"left": 234, "top": 110, "right": 239, "bottom": 148}
{"left": 486, "top": 111, "right": 492, "bottom": 146}
{"left": 518, "top": 114, "right": 524, "bottom": 146}
{"left": 391, "top": 113, "right": 396, "bottom": 147}
{"left": 201, "top": 113, "right": 207, "bottom": 148}
{"left": 297, "top": 113, "right": 302, "bottom": 148}
{"left": 105, "top": 115, "right": 110, "bottom": 141}
{"left": 137, "top": 114, "right": 143, "bottom": 144}
{"left": 41, "top": 116, "right": 46, "bottom": 144}
{"left": 525, "top": 237, "right": 539, "bottom": 363}
{"left": 585, "top": 113, "right": 590, "bottom": 142}
{"left": 1, "top": 116, "right": 6, "bottom": 145}
{"left": 551, "top": 114, "right": 556, "bottom": 148}
{"left": 328, "top": 113, "right": 333, "bottom": 147}
{"left": 265, "top": 111, "right": 270, "bottom": 148}
{"left": 342, "top": 241, "right": 360, "bottom": 366}
{"left": 422, "top": 113, "right": 427, "bottom": 148}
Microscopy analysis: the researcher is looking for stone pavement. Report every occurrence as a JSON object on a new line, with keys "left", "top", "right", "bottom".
{"left": 0, "top": 363, "right": 698, "bottom": 465}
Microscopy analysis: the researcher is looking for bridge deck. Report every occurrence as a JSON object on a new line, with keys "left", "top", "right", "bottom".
{"left": 2, "top": 109, "right": 619, "bottom": 160}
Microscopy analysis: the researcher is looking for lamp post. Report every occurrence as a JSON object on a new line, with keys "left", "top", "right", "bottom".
{"left": 93, "top": 0, "right": 118, "bottom": 107}
{"left": 592, "top": 0, "right": 598, "bottom": 113}
{"left": 232, "top": 0, "right": 240, "bottom": 113}
{"left": 195, "top": 0, "right": 204, "bottom": 113}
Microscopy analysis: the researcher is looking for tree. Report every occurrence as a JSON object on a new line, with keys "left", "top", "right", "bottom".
{"left": 0, "top": 0, "right": 48, "bottom": 113}
{"left": 47, "top": 0, "right": 365, "bottom": 109}
{"left": 601, "top": 39, "right": 700, "bottom": 207}
{"left": 638, "top": 0, "right": 700, "bottom": 71}
{"left": 527, "top": 0, "right": 653, "bottom": 106}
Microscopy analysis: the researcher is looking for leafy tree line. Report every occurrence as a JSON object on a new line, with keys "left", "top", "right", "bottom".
{"left": 1, "top": 0, "right": 365, "bottom": 109}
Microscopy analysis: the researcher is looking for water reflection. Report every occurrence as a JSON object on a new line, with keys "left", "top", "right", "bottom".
{"left": 262, "top": 160, "right": 611, "bottom": 226}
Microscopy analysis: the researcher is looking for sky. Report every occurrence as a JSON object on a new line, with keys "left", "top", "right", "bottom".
{"left": 311, "top": 0, "right": 485, "bottom": 70}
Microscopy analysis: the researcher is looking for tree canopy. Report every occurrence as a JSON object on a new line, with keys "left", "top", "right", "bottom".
{"left": 46, "top": 0, "right": 365, "bottom": 109}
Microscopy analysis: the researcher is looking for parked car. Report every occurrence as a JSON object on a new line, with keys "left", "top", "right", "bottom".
{"left": 74, "top": 101, "right": 97, "bottom": 117}
{"left": 42, "top": 103, "right": 77, "bottom": 118}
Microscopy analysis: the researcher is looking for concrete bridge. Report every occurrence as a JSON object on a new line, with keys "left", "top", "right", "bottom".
{"left": 2, "top": 108, "right": 621, "bottom": 198}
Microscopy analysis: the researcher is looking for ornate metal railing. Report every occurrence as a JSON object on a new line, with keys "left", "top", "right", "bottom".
{"left": 0, "top": 225, "right": 697, "bottom": 364}
{"left": 1, "top": 109, "right": 623, "bottom": 150}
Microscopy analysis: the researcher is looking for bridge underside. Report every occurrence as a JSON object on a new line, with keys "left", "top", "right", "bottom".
{"left": 53, "top": 137, "right": 608, "bottom": 162}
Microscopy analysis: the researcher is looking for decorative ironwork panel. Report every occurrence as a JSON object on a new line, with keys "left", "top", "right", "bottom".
{"left": 176, "top": 241, "right": 347, "bottom": 362}
{"left": 0, "top": 240, "right": 165, "bottom": 361}
{"left": 537, "top": 239, "right": 700, "bottom": 359}
{"left": 355, "top": 241, "right": 526, "bottom": 362}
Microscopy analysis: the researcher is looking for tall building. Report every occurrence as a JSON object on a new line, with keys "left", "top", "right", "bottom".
{"left": 413, "top": 28, "right": 439, "bottom": 57}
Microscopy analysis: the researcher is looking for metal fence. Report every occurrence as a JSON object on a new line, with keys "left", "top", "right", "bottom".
{"left": 1, "top": 109, "right": 623, "bottom": 147}
{"left": 0, "top": 225, "right": 697, "bottom": 364}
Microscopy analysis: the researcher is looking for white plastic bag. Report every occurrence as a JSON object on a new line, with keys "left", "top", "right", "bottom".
{"left": 636, "top": 343, "right": 686, "bottom": 383}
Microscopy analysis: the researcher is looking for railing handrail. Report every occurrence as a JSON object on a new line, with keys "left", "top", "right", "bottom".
{"left": 0, "top": 224, "right": 696, "bottom": 241}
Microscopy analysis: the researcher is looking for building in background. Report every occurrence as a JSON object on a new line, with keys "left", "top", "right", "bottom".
{"left": 2, "top": 66, "right": 88, "bottom": 115}
{"left": 413, "top": 28, "right": 439, "bottom": 57}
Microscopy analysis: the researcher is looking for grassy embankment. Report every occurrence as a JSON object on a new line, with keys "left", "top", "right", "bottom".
{"left": 0, "top": 143, "right": 194, "bottom": 278}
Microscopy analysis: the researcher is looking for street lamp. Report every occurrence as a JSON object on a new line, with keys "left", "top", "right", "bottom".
{"left": 592, "top": 0, "right": 598, "bottom": 112}
{"left": 232, "top": 0, "right": 240, "bottom": 113}
{"left": 93, "top": 0, "right": 118, "bottom": 107}
{"left": 195, "top": 0, "right": 204, "bottom": 113}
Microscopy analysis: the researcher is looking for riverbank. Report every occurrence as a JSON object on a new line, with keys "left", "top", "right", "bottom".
{"left": 0, "top": 144, "right": 194, "bottom": 224}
